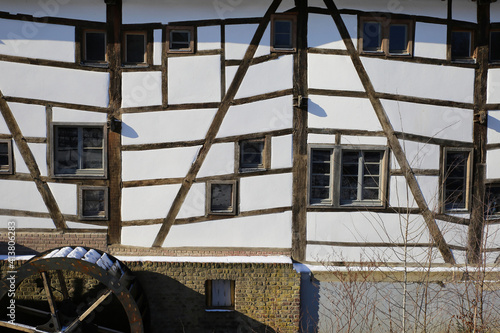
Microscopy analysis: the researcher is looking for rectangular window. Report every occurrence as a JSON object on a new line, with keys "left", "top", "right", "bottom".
{"left": 0, "top": 139, "right": 13, "bottom": 174}
{"left": 271, "top": 14, "right": 297, "bottom": 52}
{"left": 443, "top": 149, "right": 471, "bottom": 211}
{"left": 490, "top": 30, "right": 500, "bottom": 62}
{"left": 309, "top": 146, "right": 387, "bottom": 207}
{"left": 359, "top": 17, "right": 413, "bottom": 56}
{"left": 485, "top": 184, "right": 500, "bottom": 219}
{"left": 83, "top": 29, "right": 106, "bottom": 63}
{"left": 123, "top": 31, "right": 147, "bottom": 65}
{"left": 207, "top": 181, "right": 237, "bottom": 215}
{"left": 79, "top": 186, "right": 108, "bottom": 220}
{"left": 167, "top": 26, "right": 195, "bottom": 53}
{"left": 239, "top": 138, "right": 266, "bottom": 171}
{"left": 52, "top": 124, "right": 106, "bottom": 178}
{"left": 206, "top": 279, "right": 235, "bottom": 311}
{"left": 451, "top": 29, "right": 474, "bottom": 62}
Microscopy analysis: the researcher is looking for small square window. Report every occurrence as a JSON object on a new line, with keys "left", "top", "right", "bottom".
{"left": 207, "top": 181, "right": 237, "bottom": 215}
{"left": 389, "top": 24, "right": 409, "bottom": 54}
{"left": 0, "top": 139, "right": 13, "bottom": 174}
{"left": 83, "top": 30, "right": 106, "bottom": 63}
{"left": 451, "top": 29, "right": 474, "bottom": 61}
{"left": 79, "top": 186, "right": 108, "bottom": 220}
{"left": 123, "top": 31, "right": 147, "bottom": 65}
{"left": 490, "top": 31, "right": 500, "bottom": 62}
{"left": 271, "top": 14, "right": 297, "bottom": 52}
{"left": 239, "top": 138, "right": 266, "bottom": 171}
{"left": 206, "top": 279, "right": 235, "bottom": 311}
{"left": 443, "top": 149, "right": 471, "bottom": 212}
{"left": 167, "top": 26, "right": 195, "bottom": 53}
{"left": 362, "top": 21, "right": 382, "bottom": 52}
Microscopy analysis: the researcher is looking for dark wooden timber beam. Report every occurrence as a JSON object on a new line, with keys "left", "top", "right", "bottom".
{"left": 468, "top": 2, "right": 490, "bottom": 264}
{"left": 323, "top": 0, "right": 456, "bottom": 264}
{"left": 0, "top": 91, "right": 67, "bottom": 230}
{"left": 106, "top": 0, "right": 123, "bottom": 245}
{"left": 152, "top": 0, "right": 283, "bottom": 247}
{"left": 292, "top": 0, "right": 309, "bottom": 261}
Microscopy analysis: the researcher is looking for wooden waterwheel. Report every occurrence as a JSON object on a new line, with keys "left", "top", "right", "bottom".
{"left": 0, "top": 247, "right": 148, "bottom": 333}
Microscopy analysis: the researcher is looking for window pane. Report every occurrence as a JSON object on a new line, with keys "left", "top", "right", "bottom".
{"left": 83, "top": 128, "right": 103, "bottom": 148}
{"left": 312, "top": 150, "right": 331, "bottom": 162}
{"left": 341, "top": 176, "right": 358, "bottom": 188}
{"left": 364, "top": 164, "right": 380, "bottom": 176}
{"left": 126, "top": 34, "right": 145, "bottom": 63}
{"left": 451, "top": 31, "right": 471, "bottom": 59}
{"left": 82, "top": 189, "right": 105, "bottom": 217}
{"left": 211, "top": 280, "right": 232, "bottom": 307}
{"left": 342, "top": 151, "right": 359, "bottom": 164}
{"left": 444, "top": 151, "right": 468, "bottom": 210}
{"left": 274, "top": 20, "right": 292, "bottom": 48}
{"left": 363, "top": 176, "right": 379, "bottom": 187}
{"left": 0, "top": 142, "right": 8, "bottom": 169}
{"left": 241, "top": 140, "right": 264, "bottom": 168}
{"left": 340, "top": 188, "right": 357, "bottom": 201}
{"left": 491, "top": 31, "right": 500, "bottom": 62}
{"left": 170, "top": 31, "right": 190, "bottom": 50}
{"left": 211, "top": 184, "right": 233, "bottom": 211}
{"left": 55, "top": 149, "right": 79, "bottom": 172}
{"left": 363, "top": 188, "right": 379, "bottom": 200}
{"left": 486, "top": 185, "right": 500, "bottom": 216}
{"left": 0, "top": 155, "right": 8, "bottom": 167}
{"left": 82, "top": 149, "right": 103, "bottom": 169}
{"left": 363, "top": 22, "right": 382, "bottom": 51}
{"left": 0, "top": 142, "right": 8, "bottom": 155}
{"left": 57, "top": 127, "right": 78, "bottom": 148}
{"left": 389, "top": 24, "right": 408, "bottom": 54}
{"left": 85, "top": 31, "right": 106, "bottom": 62}
{"left": 312, "top": 175, "right": 330, "bottom": 187}
{"left": 311, "top": 188, "right": 330, "bottom": 200}
{"left": 364, "top": 151, "right": 382, "bottom": 163}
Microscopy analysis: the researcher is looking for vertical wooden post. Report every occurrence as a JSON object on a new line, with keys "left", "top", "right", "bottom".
{"left": 468, "top": 1, "right": 490, "bottom": 264}
{"left": 292, "top": 0, "right": 308, "bottom": 261}
{"left": 107, "top": 0, "right": 123, "bottom": 245}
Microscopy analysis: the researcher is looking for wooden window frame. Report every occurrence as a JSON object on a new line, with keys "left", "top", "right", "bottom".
{"left": 441, "top": 147, "right": 473, "bottom": 213}
{"left": 122, "top": 30, "right": 148, "bottom": 66}
{"left": 205, "top": 279, "right": 235, "bottom": 311}
{"left": 50, "top": 123, "right": 108, "bottom": 179}
{"left": 449, "top": 28, "right": 475, "bottom": 63}
{"left": 0, "top": 139, "right": 13, "bottom": 175}
{"left": 271, "top": 13, "right": 297, "bottom": 53}
{"left": 485, "top": 183, "right": 500, "bottom": 220}
{"left": 166, "top": 26, "right": 195, "bottom": 54}
{"left": 78, "top": 186, "right": 109, "bottom": 221}
{"left": 206, "top": 180, "right": 237, "bottom": 216}
{"left": 237, "top": 137, "right": 269, "bottom": 172}
{"left": 82, "top": 29, "right": 107, "bottom": 65}
{"left": 358, "top": 16, "right": 414, "bottom": 57}
{"left": 308, "top": 145, "right": 389, "bottom": 208}
{"left": 490, "top": 29, "right": 500, "bottom": 63}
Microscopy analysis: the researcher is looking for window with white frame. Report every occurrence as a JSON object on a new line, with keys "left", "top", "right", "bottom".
{"left": 309, "top": 146, "right": 387, "bottom": 207}
{"left": 239, "top": 138, "right": 266, "bottom": 171}
{"left": 0, "top": 139, "right": 13, "bottom": 174}
{"left": 79, "top": 186, "right": 108, "bottom": 220}
{"left": 443, "top": 149, "right": 472, "bottom": 211}
{"left": 52, "top": 124, "right": 106, "bottom": 178}
{"left": 206, "top": 279, "right": 235, "bottom": 310}
{"left": 207, "top": 181, "right": 237, "bottom": 215}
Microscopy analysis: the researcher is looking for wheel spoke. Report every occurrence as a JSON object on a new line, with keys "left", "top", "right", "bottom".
{"left": 55, "top": 270, "right": 69, "bottom": 300}
{"left": 65, "top": 289, "right": 113, "bottom": 333}
{"left": 0, "top": 320, "right": 41, "bottom": 332}
{"left": 40, "top": 272, "right": 61, "bottom": 331}
{"left": 17, "top": 304, "right": 50, "bottom": 317}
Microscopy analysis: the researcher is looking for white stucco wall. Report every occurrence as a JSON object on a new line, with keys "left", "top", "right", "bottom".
{"left": 0, "top": 180, "right": 48, "bottom": 213}
{"left": 13, "top": 143, "right": 47, "bottom": 176}
{"left": 0, "top": 216, "right": 55, "bottom": 229}
{"left": 198, "top": 25, "right": 221, "bottom": 51}
{"left": 48, "top": 183, "right": 77, "bottom": 215}
{"left": 198, "top": 142, "right": 235, "bottom": 177}
{"left": 122, "top": 71, "right": 162, "bottom": 108}
{"left": 271, "top": 134, "right": 293, "bottom": 169}
{"left": 177, "top": 183, "right": 206, "bottom": 219}
{"left": 52, "top": 108, "right": 107, "bottom": 123}
{"left": 308, "top": 54, "right": 364, "bottom": 92}
{"left": 121, "top": 184, "right": 182, "bottom": 221}
{"left": 414, "top": 22, "right": 447, "bottom": 60}
{"left": 240, "top": 173, "right": 293, "bottom": 211}
{"left": 10, "top": 103, "right": 47, "bottom": 138}
{"left": 487, "top": 110, "right": 500, "bottom": 144}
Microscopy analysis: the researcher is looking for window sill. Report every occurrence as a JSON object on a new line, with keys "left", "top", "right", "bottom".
{"left": 53, "top": 173, "right": 107, "bottom": 179}
{"left": 81, "top": 62, "right": 109, "bottom": 69}
{"left": 205, "top": 309, "right": 234, "bottom": 313}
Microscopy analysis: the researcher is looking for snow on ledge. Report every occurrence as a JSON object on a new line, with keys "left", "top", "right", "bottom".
{"left": 115, "top": 255, "right": 293, "bottom": 264}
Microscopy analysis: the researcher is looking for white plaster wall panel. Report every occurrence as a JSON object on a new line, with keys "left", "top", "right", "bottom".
{"left": 217, "top": 96, "right": 293, "bottom": 138}
{"left": 488, "top": 110, "right": 500, "bottom": 144}
{"left": 168, "top": 55, "right": 221, "bottom": 104}
{"left": 308, "top": 134, "right": 336, "bottom": 144}
{"left": 48, "top": 183, "right": 77, "bottom": 215}
{"left": 233, "top": 55, "right": 292, "bottom": 99}
{"left": 492, "top": 1, "right": 500, "bottom": 22}
{"left": 308, "top": 54, "right": 364, "bottom": 91}
{"left": 13, "top": 143, "right": 47, "bottom": 176}
{"left": 122, "top": 184, "right": 182, "bottom": 221}
{"left": 452, "top": 0, "right": 477, "bottom": 23}
{"left": 153, "top": 29, "right": 162, "bottom": 66}
{"left": 487, "top": 69, "right": 500, "bottom": 104}
{"left": 419, "top": 176, "right": 442, "bottom": 211}
{"left": 382, "top": 100, "right": 473, "bottom": 143}
{"left": 198, "top": 26, "right": 221, "bottom": 51}
{"left": 225, "top": 24, "right": 258, "bottom": 60}
{"left": 414, "top": 22, "right": 447, "bottom": 60}
{"left": 271, "top": 134, "right": 293, "bottom": 169}
{"left": 0, "top": 19, "right": 75, "bottom": 62}
{"left": 308, "top": 0, "right": 327, "bottom": 9}
{"left": 308, "top": 13, "right": 344, "bottom": 50}
{"left": 484, "top": 224, "right": 500, "bottom": 250}
{"left": 255, "top": 26, "right": 271, "bottom": 58}
{"left": 363, "top": 58, "right": 475, "bottom": 103}
{"left": 123, "top": 0, "right": 270, "bottom": 23}
{"left": 0, "top": 61, "right": 109, "bottom": 107}
{"left": 10, "top": 103, "right": 46, "bottom": 138}
{"left": 122, "top": 224, "right": 161, "bottom": 247}
{"left": 177, "top": 183, "right": 206, "bottom": 219}
{"left": 1, "top": 0, "right": 106, "bottom": 22}
{"left": 306, "top": 244, "right": 446, "bottom": 263}
{"left": 122, "top": 71, "right": 162, "bottom": 108}
{"left": 342, "top": 15, "right": 358, "bottom": 50}
{"left": 277, "top": 0, "right": 296, "bottom": 13}
{"left": 122, "top": 146, "right": 200, "bottom": 181}
{"left": 0, "top": 180, "right": 48, "bottom": 213}
{"left": 389, "top": 175, "right": 417, "bottom": 209}
{"left": 162, "top": 211, "right": 292, "bottom": 248}
{"left": 52, "top": 107, "right": 107, "bottom": 123}
{"left": 307, "top": 212, "right": 430, "bottom": 244}
{"left": 0, "top": 216, "right": 55, "bottom": 229}
{"left": 340, "top": 136, "right": 387, "bottom": 146}
{"left": 334, "top": 0, "right": 448, "bottom": 19}
{"left": 122, "top": 109, "right": 216, "bottom": 145}
{"left": 240, "top": 173, "right": 293, "bottom": 211}
{"left": 487, "top": 149, "right": 500, "bottom": 179}
{"left": 198, "top": 142, "right": 235, "bottom": 178}
{"left": 394, "top": 140, "right": 440, "bottom": 170}
{"left": 66, "top": 222, "right": 107, "bottom": 230}
{"left": 436, "top": 220, "right": 468, "bottom": 248}
{"left": 0, "top": 113, "right": 8, "bottom": 134}
{"left": 308, "top": 95, "right": 383, "bottom": 132}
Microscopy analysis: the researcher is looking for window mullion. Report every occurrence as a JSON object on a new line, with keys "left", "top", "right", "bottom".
{"left": 78, "top": 127, "right": 83, "bottom": 171}
{"left": 357, "top": 152, "right": 364, "bottom": 201}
